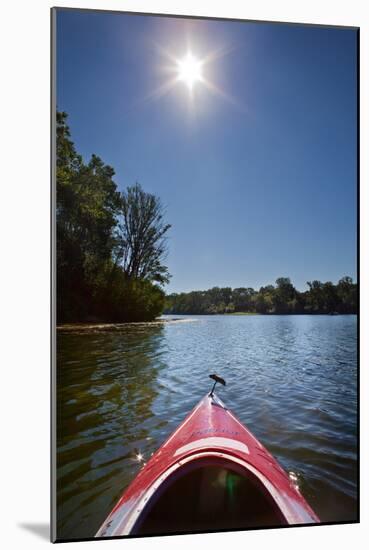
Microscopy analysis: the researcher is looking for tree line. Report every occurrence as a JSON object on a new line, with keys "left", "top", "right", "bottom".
{"left": 56, "top": 111, "right": 171, "bottom": 323}
{"left": 57, "top": 111, "right": 356, "bottom": 322}
{"left": 164, "top": 277, "right": 357, "bottom": 315}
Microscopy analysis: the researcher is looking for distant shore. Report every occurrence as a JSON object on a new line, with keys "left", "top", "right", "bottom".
{"left": 164, "top": 277, "right": 357, "bottom": 316}
{"left": 219, "top": 311, "right": 258, "bottom": 316}
{"left": 164, "top": 311, "right": 355, "bottom": 316}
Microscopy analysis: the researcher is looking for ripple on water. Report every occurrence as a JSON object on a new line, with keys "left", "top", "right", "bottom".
{"left": 56, "top": 314, "right": 357, "bottom": 538}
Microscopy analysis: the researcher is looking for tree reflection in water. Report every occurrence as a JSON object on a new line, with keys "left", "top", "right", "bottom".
{"left": 57, "top": 323, "right": 166, "bottom": 540}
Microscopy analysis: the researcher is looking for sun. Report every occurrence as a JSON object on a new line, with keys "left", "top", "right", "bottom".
{"left": 176, "top": 52, "right": 203, "bottom": 91}
{"left": 144, "top": 44, "right": 240, "bottom": 109}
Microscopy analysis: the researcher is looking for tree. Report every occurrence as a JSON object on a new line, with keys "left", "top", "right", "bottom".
{"left": 273, "top": 277, "right": 296, "bottom": 313}
{"left": 321, "top": 282, "right": 339, "bottom": 313}
{"left": 56, "top": 112, "right": 122, "bottom": 321}
{"left": 233, "top": 287, "right": 256, "bottom": 311}
{"left": 306, "top": 280, "right": 324, "bottom": 312}
{"left": 56, "top": 111, "right": 171, "bottom": 323}
{"left": 116, "top": 183, "right": 171, "bottom": 285}
{"left": 337, "top": 276, "right": 357, "bottom": 313}
{"left": 164, "top": 277, "right": 357, "bottom": 316}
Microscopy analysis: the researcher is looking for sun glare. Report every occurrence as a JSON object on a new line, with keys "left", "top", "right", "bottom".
{"left": 143, "top": 43, "right": 240, "bottom": 110}
{"left": 176, "top": 52, "right": 203, "bottom": 90}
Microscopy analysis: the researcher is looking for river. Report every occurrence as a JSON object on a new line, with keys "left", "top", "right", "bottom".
{"left": 56, "top": 314, "right": 357, "bottom": 539}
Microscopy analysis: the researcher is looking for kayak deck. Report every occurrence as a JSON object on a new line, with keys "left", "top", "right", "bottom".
{"left": 96, "top": 393, "right": 319, "bottom": 537}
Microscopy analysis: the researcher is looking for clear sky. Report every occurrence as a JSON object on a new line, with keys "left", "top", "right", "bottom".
{"left": 56, "top": 9, "right": 357, "bottom": 293}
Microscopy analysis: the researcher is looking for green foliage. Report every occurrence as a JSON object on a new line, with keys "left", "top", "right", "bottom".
{"left": 273, "top": 277, "right": 297, "bottom": 313}
{"left": 165, "top": 277, "right": 357, "bottom": 315}
{"left": 92, "top": 266, "right": 166, "bottom": 322}
{"left": 116, "top": 183, "right": 171, "bottom": 284}
{"left": 56, "top": 112, "right": 356, "bottom": 322}
{"left": 56, "top": 111, "right": 170, "bottom": 323}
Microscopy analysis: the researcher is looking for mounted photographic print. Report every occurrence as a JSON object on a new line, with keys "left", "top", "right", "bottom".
{"left": 51, "top": 7, "right": 359, "bottom": 543}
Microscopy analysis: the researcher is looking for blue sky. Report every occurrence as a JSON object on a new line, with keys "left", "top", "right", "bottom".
{"left": 56, "top": 10, "right": 357, "bottom": 293}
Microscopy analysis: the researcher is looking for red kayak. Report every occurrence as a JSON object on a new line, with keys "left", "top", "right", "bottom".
{"left": 96, "top": 376, "right": 319, "bottom": 537}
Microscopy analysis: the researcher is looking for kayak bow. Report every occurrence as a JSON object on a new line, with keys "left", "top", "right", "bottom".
{"left": 96, "top": 390, "right": 319, "bottom": 537}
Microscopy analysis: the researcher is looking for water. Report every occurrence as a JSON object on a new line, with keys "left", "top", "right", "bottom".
{"left": 56, "top": 315, "right": 357, "bottom": 539}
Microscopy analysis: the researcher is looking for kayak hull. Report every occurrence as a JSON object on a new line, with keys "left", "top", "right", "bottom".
{"left": 96, "top": 393, "right": 319, "bottom": 537}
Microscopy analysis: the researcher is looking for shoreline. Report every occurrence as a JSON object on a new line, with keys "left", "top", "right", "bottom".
{"left": 57, "top": 312, "right": 356, "bottom": 331}
{"left": 57, "top": 318, "right": 194, "bottom": 332}
{"left": 163, "top": 311, "right": 356, "bottom": 316}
